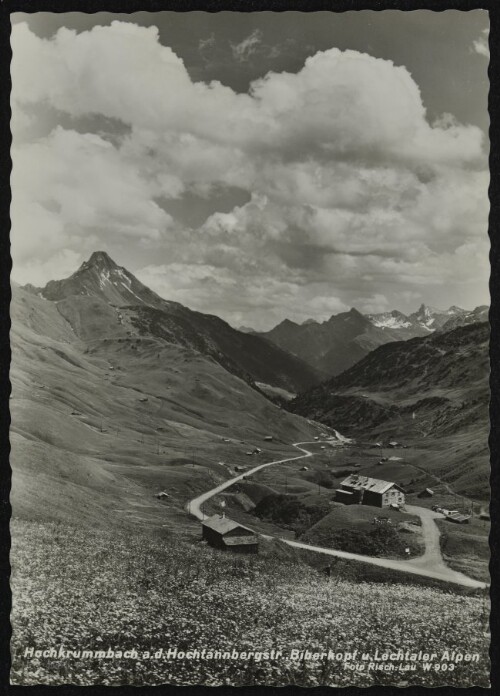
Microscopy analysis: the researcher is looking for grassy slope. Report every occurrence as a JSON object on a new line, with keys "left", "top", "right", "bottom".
{"left": 290, "top": 323, "right": 490, "bottom": 497}
{"left": 11, "top": 520, "right": 490, "bottom": 687}
{"left": 10, "top": 287, "right": 317, "bottom": 533}
{"left": 437, "top": 518, "right": 490, "bottom": 582}
{"left": 10, "top": 290, "right": 491, "bottom": 687}
{"left": 300, "top": 504, "right": 424, "bottom": 559}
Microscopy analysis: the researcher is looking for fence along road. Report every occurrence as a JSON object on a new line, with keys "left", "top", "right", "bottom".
{"left": 186, "top": 441, "right": 487, "bottom": 589}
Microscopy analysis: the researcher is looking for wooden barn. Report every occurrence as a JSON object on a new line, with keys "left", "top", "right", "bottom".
{"left": 418, "top": 488, "right": 434, "bottom": 498}
{"left": 335, "top": 474, "right": 405, "bottom": 508}
{"left": 202, "top": 515, "right": 259, "bottom": 554}
{"left": 443, "top": 510, "right": 471, "bottom": 524}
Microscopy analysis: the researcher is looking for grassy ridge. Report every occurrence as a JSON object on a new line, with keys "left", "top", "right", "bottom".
{"left": 11, "top": 520, "right": 489, "bottom": 687}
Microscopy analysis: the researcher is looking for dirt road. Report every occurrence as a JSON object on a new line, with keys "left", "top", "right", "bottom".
{"left": 187, "top": 441, "right": 487, "bottom": 589}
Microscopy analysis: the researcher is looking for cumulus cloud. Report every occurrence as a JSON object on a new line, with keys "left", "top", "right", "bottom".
{"left": 11, "top": 127, "right": 175, "bottom": 270}
{"left": 12, "top": 249, "right": 84, "bottom": 287}
{"left": 10, "top": 21, "right": 489, "bottom": 326}
{"left": 473, "top": 28, "right": 489, "bottom": 58}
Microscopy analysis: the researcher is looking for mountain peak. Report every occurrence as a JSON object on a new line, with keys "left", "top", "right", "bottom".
{"left": 348, "top": 307, "right": 365, "bottom": 318}
{"left": 33, "top": 250, "right": 170, "bottom": 309}
{"left": 414, "top": 303, "right": 437, "bottom": 318}
{"left": 82, "top": 250, "right": 119, "bottom": 271}
{"left": 277, "top": 318, "right": 300, "bottom": 329}
{"left": 416, "top": 303, "right": 431, "bottom": 314}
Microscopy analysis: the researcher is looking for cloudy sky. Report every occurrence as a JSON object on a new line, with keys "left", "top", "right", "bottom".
{"left": 11, "top": 11, "right": 490, "bottom": 330}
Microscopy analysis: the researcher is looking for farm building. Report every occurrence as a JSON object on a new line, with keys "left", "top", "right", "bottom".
{"left": 418, "top": 488, "right": 434, "bottom": 498}
{"left": 201, "top": 515, "right": 259, "bottom": 554}
{"left": 335, "top": 474, "right": 405, "bottom": 508}
{"left": 443, "top": 510, "right": 471, "bottom": 524}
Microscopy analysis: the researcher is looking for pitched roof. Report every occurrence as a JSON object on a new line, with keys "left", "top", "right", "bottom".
{"left": 202, "top": 515, "right": 255, "bottom": 535}
{"left": 340, "top": 474, "right": 404, "bottom": 495}
{"left": 445, "top": 511, "right": 471, "bottom": 522}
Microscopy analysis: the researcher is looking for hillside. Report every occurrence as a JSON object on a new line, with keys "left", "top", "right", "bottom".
{"left": 291, "top": 323, "right": 490, "bottom": 496}
{"left": 10, "top": 520, "right": 489, "bottom": 687}
{"left": 10, "top": 284, "right": 320, "bottom": 532}
{"left": 25, "top": 251, "right": 321, "bottom": 394}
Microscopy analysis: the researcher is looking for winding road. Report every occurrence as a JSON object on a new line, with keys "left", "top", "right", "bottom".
{"left": 187, "top": 440, "right": 487, "bottom": 589}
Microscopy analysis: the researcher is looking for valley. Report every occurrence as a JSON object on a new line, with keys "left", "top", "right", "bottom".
{"left": 291, "top": 322, "right": 490, "bottom": 497}
{"left": 10, "top": 281, "right": 318, "bottom": 535}
{"left": 187, "top": 439, "right": 486, "bottom": 587}
{"left": 10, "top": 252, "right": 490, "bottom": 582}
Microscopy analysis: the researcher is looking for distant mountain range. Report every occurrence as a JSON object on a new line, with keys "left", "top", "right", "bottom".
{"left": 24, "top": 251, "right": 321, "bottom": 394}
{"left": 256, "top": 303, "right": 488, "bottom": 376}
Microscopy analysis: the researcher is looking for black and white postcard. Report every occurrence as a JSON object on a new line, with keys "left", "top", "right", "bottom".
{"left": 9, "top": 9, "right": 491, "bottom": 687}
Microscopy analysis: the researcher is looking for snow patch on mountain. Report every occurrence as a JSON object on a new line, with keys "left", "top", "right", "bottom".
{"left": 115, "top": 267, "right": 132, "bottom": 287}
{"left": 369, "top": 314, "right": 412, "bottom": 329}
{"left": 98, "top": 268, "right": 111, "bottom": 289}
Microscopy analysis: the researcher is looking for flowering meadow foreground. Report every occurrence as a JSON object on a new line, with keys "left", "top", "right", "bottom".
{"left": 10, "top": 520, "right": 490, "bottom": 687}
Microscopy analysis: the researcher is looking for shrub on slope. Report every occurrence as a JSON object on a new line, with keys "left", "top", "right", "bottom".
{"left": 253, "top": 494, "right": 330, "bottom": 535}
